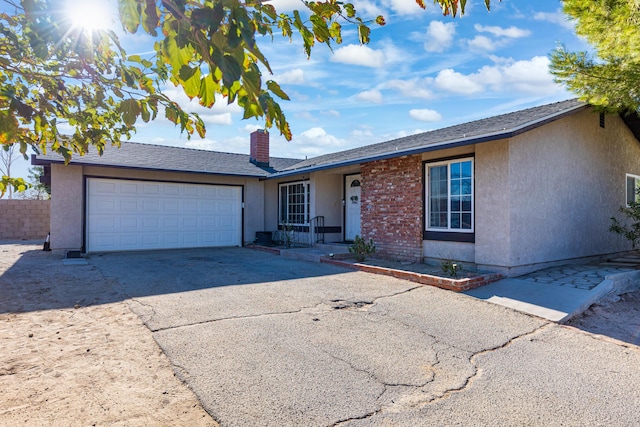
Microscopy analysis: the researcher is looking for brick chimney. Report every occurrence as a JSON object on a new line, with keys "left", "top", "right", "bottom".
{"left": 250, "top": 129, "right": 270, "bottom": 167}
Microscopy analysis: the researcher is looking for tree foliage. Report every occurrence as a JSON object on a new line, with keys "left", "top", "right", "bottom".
{"left": 550, "top": 0, "right": 640, "bottom": 113}
{"left": 0, "top": 0, "right": 496, "bottom": 189}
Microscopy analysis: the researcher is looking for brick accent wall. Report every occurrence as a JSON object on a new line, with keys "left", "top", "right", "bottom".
{"left": 0, "top": 200, "right": 50, "bottom": 240}
{"left": 361, "top": 155, "right": 424, "bottom": 262}
{"left": 250, "top": 130, "right": 270, "bottom": 166}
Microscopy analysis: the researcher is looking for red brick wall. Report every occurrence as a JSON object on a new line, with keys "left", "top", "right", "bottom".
{"left": 0, "top": 200, "right": 50, "bottom": 240}
{"left": 361, "top": 155, "right": 424, "bottom": 262}
{"left": 250, "top": 130, "right": 270, "bottom": 165}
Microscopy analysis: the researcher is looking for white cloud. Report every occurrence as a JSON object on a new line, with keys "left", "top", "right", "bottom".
{"left": 321, "top": 110, "right": 341, "bottom": 117}
{"left": 352, "top": 0, "right": 385, "bottom": 18}
{"left": 243, "top": 124, "right": 262, "bottom": 133}
{"left": 484, "top": 56, "right": 559, "bottom": 94}
{"left": 279, "top": 127, "right": 348, "bottom": 158}
{"left": 433, "top": 56, "right": 563, "bottom": 97}
{"left": 409, "top": 109, "right": 442, "bottom": 122}
{"left": 270, "top": 0, "right": 306, "bottom": 12}
{"left": 384, "top": 79, "right": 434, "bottom": 100}
{"left": 184, "top": 136, "right": 247, "bottom": 154}
{"left": 381, "top": 0, "right": 425, "bottom": 15}
{"left": 474, "top": 24, "right": 531, "bottom": 38}
{"left": 275, "top": 69, "right": 305, "bottom": 85}
{"left": 424, "top": 21, "right": 456, "bottom": 53}
{"left": 355, "top": 89, "right": 384, "bottom": 104}
{"left": 534, "top": 9, "right": 575, "bottom": 30}
{"left": 434, "top": 69, "right": 484, "bottom": 95}
{"left": 468, "top": 35, "right": 496, "bottom": 51}
{"left": 199, "top": 113, "right": 232, "bottom": 126}
{"left": 332, "top": 44, "right": 385, "bottom": 68}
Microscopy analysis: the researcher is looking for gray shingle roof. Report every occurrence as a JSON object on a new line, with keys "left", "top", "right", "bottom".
{"left": 33, "top": 99, "right": 586, "bottom": 179}
{"left": 33, "top": 141, "right": 303, "bottom": 177}
{"left": 274, "top": 98, "right": 586, "bottom": 176}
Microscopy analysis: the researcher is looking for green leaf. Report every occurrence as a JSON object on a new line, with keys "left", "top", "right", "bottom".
{"left": 199, "top": 73, "right": 218, "bottom": 108}
{"left": 181, "top": 67, "right": 202, "bottom": 99}
{"left": 119, "top": 99, "right": 141, "bottom": 127}
{"left": 119, "top": 0, "right": 141, "bottom": 33}
{"left": 266, "top": 80, "right": 290, "bottom": 101}
{"left": 242, "top": 64, "right": 261, "bottom": 99}
{"left": 358, "top": 23, "right": 371, "bottom": 44}
{"left": 0, "top": 110, "right": 19, "bottom": 144}
{"left": 142, "top": 0, "right": 159, "bottom": 36}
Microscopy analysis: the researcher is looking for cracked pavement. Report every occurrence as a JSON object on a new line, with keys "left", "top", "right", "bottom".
{"left": 91, "top": 248, "right": 640, "bottom": 426}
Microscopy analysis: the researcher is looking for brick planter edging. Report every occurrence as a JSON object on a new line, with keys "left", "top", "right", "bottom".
{"left": 321, "top": 258, "right": 503, "bottom": 292}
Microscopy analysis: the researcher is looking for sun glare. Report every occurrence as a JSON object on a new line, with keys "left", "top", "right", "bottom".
{"left": 66, "top": 0, "right": 114, "bottom": 32}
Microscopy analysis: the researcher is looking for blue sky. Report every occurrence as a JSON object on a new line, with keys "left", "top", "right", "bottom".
{"left": 8, "top": 0, "right": 586, "bottom": 184}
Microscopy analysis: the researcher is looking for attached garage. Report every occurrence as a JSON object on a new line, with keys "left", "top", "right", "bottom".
{"left": 86, "top": 178, "right": 242, "bottom": 252}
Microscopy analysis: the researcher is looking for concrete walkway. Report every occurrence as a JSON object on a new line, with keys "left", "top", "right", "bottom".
{"left": 466, "top": 257, "right": 640, "bottom": 322}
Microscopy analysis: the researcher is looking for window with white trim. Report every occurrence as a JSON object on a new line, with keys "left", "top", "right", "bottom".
{"left": 426, "top": 158, "right": 474, "bottom": 232}
{"left": 279, "top": 181, "right": 310, "bottom": 225}
{"left": 626, "top": 174, "right": 640, "bottom": 206}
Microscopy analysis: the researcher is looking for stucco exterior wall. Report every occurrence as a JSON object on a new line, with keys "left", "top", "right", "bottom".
{"left": 474, "top": 139, "right": 511, "bottom": 268}
{"left": 505, "top": 110, "right": 640, "bottom": 271}
{"left": 50, "top": 164, "right": 84, "bottom": 253}
{"left": 0, "top": 200, "right": 50, "bottom": 240}
{"left": 312, "top": 171, "right": 343, "bottom": 242}
{"left": 50, "top": 165, "right": 264, "bottom": 252}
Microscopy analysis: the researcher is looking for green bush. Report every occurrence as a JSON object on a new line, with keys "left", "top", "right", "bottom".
{"left": 349, "top": 235, "right": 376, "bottom": 262}
{"left": 610, "top": 200, "right": 640, "bottom": 249}
{"left": 441, "top": 260, "right": 462, "bottom": 278}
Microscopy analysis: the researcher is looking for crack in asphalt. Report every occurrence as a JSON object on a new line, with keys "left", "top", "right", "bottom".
{"left": 424, "top": 323, "right": 551, "bottom": 406}
{"left": 149, "top": 285, "right": 424, "bottom": 332}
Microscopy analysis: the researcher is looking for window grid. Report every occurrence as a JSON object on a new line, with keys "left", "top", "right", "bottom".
{"left": 279, "top": 181, "right": 310, "bottom": 225}
{"left": 426, "top": 159, "right": 474, "bottom": 232}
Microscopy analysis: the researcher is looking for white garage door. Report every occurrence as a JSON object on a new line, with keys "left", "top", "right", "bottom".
{"left": 86, "top": 178, "right": 242, "bottom": 252}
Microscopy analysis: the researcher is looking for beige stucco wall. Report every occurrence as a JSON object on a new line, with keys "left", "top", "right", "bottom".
{"left": 49, "top": 164, "right": 265, "bottom": 253}
{"left": 504, "top": 110, "right": 640, "bottom": 271}
{"left": 474, "top": 138, "right": 511, "bottom": 267}
{"left": 50, "top": 164, "right": 84, "bottom": 253}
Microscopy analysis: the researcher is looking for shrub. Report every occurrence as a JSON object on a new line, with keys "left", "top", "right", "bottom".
{"left": 609, "top": 200, "right": 640, "bottom": 249}
{"left": 441, "top": 260, "right": 462, "bottom": 278}
{"left": 349, "top": 235, "right": 376, "bottom": 262}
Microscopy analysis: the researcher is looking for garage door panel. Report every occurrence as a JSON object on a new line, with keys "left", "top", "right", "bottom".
{"left": 87, "top": 179, "right": 241, "bottom": 252}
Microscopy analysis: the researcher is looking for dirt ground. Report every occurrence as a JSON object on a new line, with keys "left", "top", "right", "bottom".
{"left": 0, "top": 243, "right": 217, "bottom": 426}
{"left": 566, "top": 289, "right": 640, "bottom": 347}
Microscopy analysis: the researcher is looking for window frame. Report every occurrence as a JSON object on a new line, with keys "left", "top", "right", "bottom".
{"left": 278, "top": 180, "right": 311, "bottom": 226}
{"left": 626, "top": 173, "right": 640, "bottom": 206}
{"left": 425, "top": 157, "right": 474, "bottom": 234}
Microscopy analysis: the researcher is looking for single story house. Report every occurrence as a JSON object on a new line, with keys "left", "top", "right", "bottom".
{"left": 33, "top": 99, "right": 640, "bottom": 276}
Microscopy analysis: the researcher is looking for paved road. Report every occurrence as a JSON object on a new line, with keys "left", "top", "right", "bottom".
{"left": 91, "top": 248, "right": 640, "bottom": 426}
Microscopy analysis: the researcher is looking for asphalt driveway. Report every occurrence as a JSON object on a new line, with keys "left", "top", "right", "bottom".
{"left": 90, "top": 248, "right": 640, "bottom": 426}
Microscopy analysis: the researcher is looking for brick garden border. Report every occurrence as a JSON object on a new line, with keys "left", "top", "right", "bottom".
{"left": 320, "top": 257, "right": 502, "bottom": 292}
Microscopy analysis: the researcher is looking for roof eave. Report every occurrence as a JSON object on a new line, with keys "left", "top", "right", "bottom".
{"left": 31, "top": 155, "right": 269, "bottom": 179}
{"left": 265, "top": 102, "right": 588, "bottom": 180}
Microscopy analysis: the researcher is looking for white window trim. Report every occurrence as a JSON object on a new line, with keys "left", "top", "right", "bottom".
{"left": 278, "top": 180, "right": 310, "bottom": 225}
{"left": 425, "top": 157, "right": 474, "bottom": 233}
{"left": 626, "top": 173, "right": 640, "bottom": 206}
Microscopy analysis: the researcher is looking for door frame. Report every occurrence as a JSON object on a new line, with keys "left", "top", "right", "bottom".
{"left": 343, "top": 173, "right": 362, "bottom": 241}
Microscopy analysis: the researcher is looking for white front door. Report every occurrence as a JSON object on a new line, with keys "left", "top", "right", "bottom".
{"left": 345, "top": 174, "right": 361, "bottom": 241}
